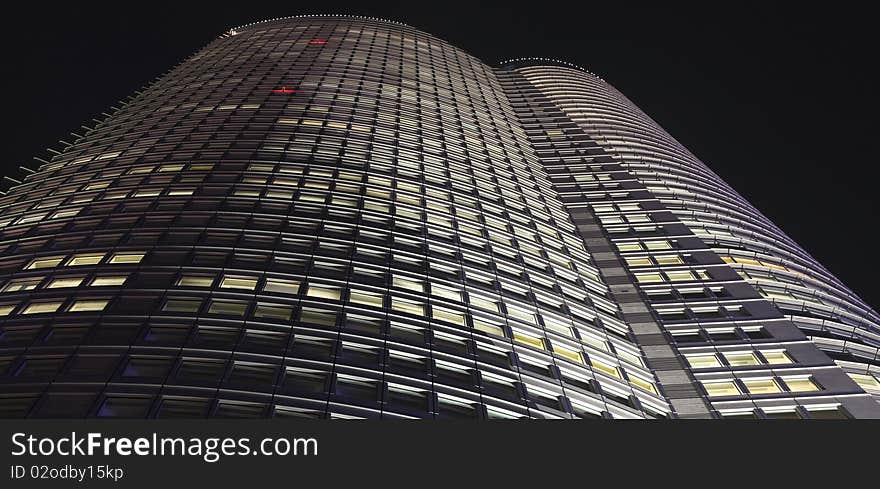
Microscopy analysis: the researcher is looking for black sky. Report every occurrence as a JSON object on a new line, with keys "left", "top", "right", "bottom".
{"left": 1, "top": 2, "right": 876, "bottom": 309}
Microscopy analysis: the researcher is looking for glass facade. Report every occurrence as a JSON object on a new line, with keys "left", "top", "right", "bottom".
{"left": 0, "top": 16, "right": 877, "bottom": 419}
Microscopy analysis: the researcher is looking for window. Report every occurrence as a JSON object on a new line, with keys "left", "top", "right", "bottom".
{"left": 208, "top": 300, "right": 248, "bottom": 316}
{"left": 68, "top": 299, "right": 109, "bottom": 312}
{"left": 665, "top": 271, "right": 695, "bottom": 282}
{"left": 590, "top": 358, "right": 621, "bottom": 379}
{"left": 392, "top": 276, "right": 424, "bottom": 293}
{"left": 349, "top": 289, "right": 384, "bottom": 308}
{"left": 162, "top": 298, "right": 202, "bottom": 313}
{"left": 253, "top": 303, "right": 293, "bottom": 320}
{"left": 306, "top": 284, "right": 342, "bottom": 301}
{"left": 264, "top": 278, "right": 299, "bottom": 295}
{"left": 551, "top": 344, "right": 583, "bottom": 364}
{"left": 628, "top": 375, "right": 658, "bottom": 394}
{"left": 108, "top": 252, "right": 145, "bottom": 264}
{"left": 66, "top": 253, "right": 104, "bottom": 266}
{"left": 723, "top": 352, "right": 760, "bottom": 367}
{"left": 848, "top": 372, "right": 880, "bottom": 391}
{"left": 25, "top": 256, "right": 65, "bottom": 270}
{"left": 783, "top": 376, "right": 820, "bottom": 392}
{"left": 432, "top": 306, "right": 466, "bottom": 326}
{"left": 513, "top": 331, "right": 545, "bottom": 350}
{"left": 635, "top": 273, "right": 664, "bottom": 284}
{"left": 761, "top": 351, "right": 793, "bottom": 365}
{"left": 22, "top": 301, "right": 64, "bottom": 314}
{"left": 2, "top": 278, "right": 42, "bottom": 292}
{"left": 91, "top": 276, "right": 127, "bottom": 287}
{"left": 702, "top": 380, "right": 740, "bottom": 397}
{"left": 685, "top": 354, "right": 721, "bottom": 369}
{"left": 177, "top": 276, "right": 214, "bottom": 287}
{"left": 220, "top": 275, "right": 258, "bottom": 290}
{"left": 743, "top": 378, "right": 781, "bottom": 395}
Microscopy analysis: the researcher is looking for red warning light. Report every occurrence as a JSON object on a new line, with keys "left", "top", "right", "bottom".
{"left": 271, "top": 86, "right": 296, "bottom": 94}
{"left": 308, "top": 39, "right": 328, "bottom": 45}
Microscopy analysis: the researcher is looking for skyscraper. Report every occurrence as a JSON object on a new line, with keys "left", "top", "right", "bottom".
{"left": 0, "top": 15, "right": 877, "bottom": 419}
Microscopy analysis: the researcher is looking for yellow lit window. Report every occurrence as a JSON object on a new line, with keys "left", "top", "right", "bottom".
{"left": 472, "top": 319, "right": 505, "bottom": 337}
{"left": 762, "top": 351, "right": 793, "bottom": 365}
{"left": 743, "top": 378, "right": 781, "bottom": 394}
{"left": 665, "top": 271, "right": 695, "bottom": 282}
{"left": 349, "top": 290, "right": 384, "bottom": 308}
{"left": 220, "top": 275, "right": 258, "bottom": 290}
{"left": 644, "top": 240, "right": 672, "bottom": 250}
{"left": 22, "top": 301, "right": 64, "bottom": 314}
{"left": 46, "top": 277, "right": 85, "bottom": 289}
{"left": 784, "top": 377, "right": 820, "bottom": 392}
{"left": 306, "top": 284, "right": 342, "bottom": 301}
{"left": 392, "top": 297, "right": 424, "bottom": 316}
{"left": 552, "top": 344, "right": 583, "bottom": 363}
{"left": 720, "top": 256, "right": 736, "bottom": 264}
{"left": 176, "top": 276, "right": 214, "bottom": 287}
{"left": 685, "top": 354, "right": 721, "bottom": 369}
{"left": 590, "top": 358, "right": 621, "bottom": 378}
{"left": 25, "top": 256, "right": 65, "bottom": 270}
{"left": 723, "top": 352, "right": 761, "bottom": 367}
{"left": 90, "top": 276, "right": 127, "bottom": 287}
{"left": 616, "top": 243, "right": 642, "bottom": 252}
{"left": 158, "top": 164, "right": 184, "bottom": 172}
{"left": 848, "top": 372, "right": 880, "bottom": 391}
{"left": 513, "top": 332, "right": 545, "bottom": 350}
{"left": 2, "top": 278, "right": 42, "bottom": 293}
{"left": 703, "top": 381, "right": 741, "bottom": 397}
{"left": 635, "top": 273, "right": 665, "bottom": 283}
{"left": 432, "top": 306, "right": 466, "bottom": 326}
{"left": 264, "top": 278, "right": 299, "bottom": 295}
{"left": 68, "top": 299, "right": 109, "bottom": 312}
{"left": 254, "top": 303, "right": 292, "bottom": 320}
{"left": 628, "top": 375, "right": 658, "bottom": 394}
{"left": 655, "top": 255, "right": 683, "bottom": 265}
{"left": 468, "top": 295, "right": 500, "bottom": 313}
{"left": 624, "top": 257, "right": 653, "bottom": 267}
{"left": 66, "top": 253, "right": 105, "bottom": 266}
{"left": 0, "top": 304, "right": 16, "bottom": 315}
{"left": 108, "top": 252, "right": 145, "bottom": 264}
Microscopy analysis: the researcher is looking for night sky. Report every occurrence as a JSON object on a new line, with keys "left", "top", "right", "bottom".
{"left": 1, "top": 3, "right": 875, "bottom": 309}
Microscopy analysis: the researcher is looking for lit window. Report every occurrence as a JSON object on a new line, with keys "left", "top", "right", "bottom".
{"left": 635, "top": 273, "right": 664, "bottom": 284}
{"left": 66, "top": 253, "right": 105, "bottom": 266}
{"left": 220, "top": 275, "right": 258, "bottom": 290}
{"left": 743, "top": 378, "right": 781, "bottom": 394}
{"left": 472, "top": 318, "right": 505, "bottom": 336}
{"left": 664, "top": 271, "right": 693, "bottom": 282}
{"left": 90, "top": 276, "right": 127, "bottom": 287}
{"left": 392, "top": 297, "right": 424, "bottom": 316}
{"left": 349, "top": 289, "right": 384, "bottom": 308}
{"left": 513, "top": 331, "right": 545, "bottom": 350}
{"left": 45, "top": 277, "right": 85, "bottom": 289}
{"left": 723, "top": 352, "right": 761, "bottom": 367}
{"left": 624, "top": 257, "right": 653, "bottom": 267}
{"left": 108, "top": 252, "right": 145, "bottom": 264}
{"left": 468, "top": 295, "right": 499, "bottom": 313}
{"left": 590, "top": 358, "right": 621, "bottom": 378}
{"left": 644, "top": 240, "right": 672, "bottom": 250}
{"left": 431, "top": 284, "right": 462, "bottom": 302}
{"left": 702, "top": 380, "right": 740, "bottom": 397}
{"left": 394, "top": 276, "right": 425, "bottom": 293}
{"left": 432, "top": 306, "right": 466, "bottom": 326}
{"left": 22, "top": 301, "right": 64, "bottom": 314}
{"left": 552, "top": 344, "right": 583, "bottom": 363}
{"left": 628, "top": 374, "right": 658, "bottom": 394}
{"left": 0, "top": 303, "right": 16, "bottom": 315}
{"left": 68, "top": 299, "right": 109, "bottom": 312}
{"left": 264, "top": 278, "right": 300, "bottom": 295}
{"left": 616, "top": 243, "right": 642, "bottom": 252}
{"left": 176, "top": 276, "right": 214, "bottom": 287}
{"left": 24, "top": 256, "right": 65, "bottom": 270}
{"left": 654, "top": 255, "right": 683, "bottom": 265}
{"left": 762, "top": 351, "right": 793, "bottom": 365}
{"left": 306, "top": 284, "right": 342, "bottom": 301}
{"left": 685, "top": 354, "right": 721, "bottom": 369}
{"left": 783, "top": 376, "right": 820, "bottom": 392}
{"left": 848, "top": 372, "right": 880, "bottom": 391}
{"left": 2, "top": 278, "right": 42, "bottom": 293}
{"left": 208, "top": 300, "right": 248, "bottom": 316}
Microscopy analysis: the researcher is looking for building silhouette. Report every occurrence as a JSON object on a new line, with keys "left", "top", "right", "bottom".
{"left": 0, "top": 15, "right": 877, "bottom": 418}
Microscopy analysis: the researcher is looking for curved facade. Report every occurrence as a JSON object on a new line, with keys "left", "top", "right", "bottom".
{"left": 498, "top": 60, "right": 880, "bottom": 415}
{"left": 0, "top": 16, "right": 877, "bottom": 419}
